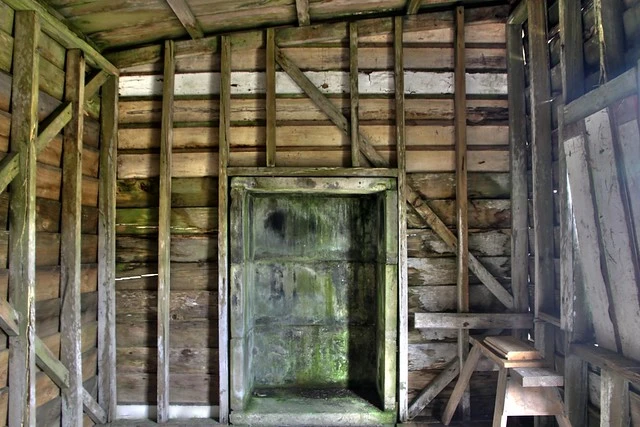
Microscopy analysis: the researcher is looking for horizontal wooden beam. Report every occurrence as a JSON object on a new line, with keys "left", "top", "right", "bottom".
{"left": 564, "top": 66, "right": 637, "bottom": 124}
{"left": 511, "top": 367, "right": 564, "bottom": 388}
{"left": 227, "top": 167, "right": 398, "bottom": 177}
{"left": 106, "top": 36, "right": 219, "bottom": 69}
{"left": 106, "top": 5, "right": 508, "bottom": 69}
{"left": 571, "top": 343, "right": 640, "bottom": 385}
{"left": 0, "top": 0, "right": 118, "bottom": 74}
{"left": 537, "top": 311, "right": 561, "bottom": 328}
{"left": 414, "top": 313, "right": 533, "bottom": 329}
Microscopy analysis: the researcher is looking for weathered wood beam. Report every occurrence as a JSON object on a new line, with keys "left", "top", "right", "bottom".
{"left": 506, "top": 23, "right": 529, "bottom": 329}
{"left": 441, "top": 344, "right": 483, "bottom": 424}
{"left": 60, "top": 48, "right": 85, "bottom": 427}
{"left": 394, "top": 15, "right": 408, "bottom": 423}
{"left": 166, "top": 0, "right": 204, "bottom": 39}
{"left": 107, "top": 36, "right": 218, "bottom": 70}
{"left": 453, "top": 5, "right": 470, "bottom": 421}
{"left": 559, "top": 0, "right": 585, "bottom": 103}
{"left": 349, "top": 21, "right": 360, "bottom": 167}
{"left": 83, "top": 388, "right": 108, "bottom": 425}
{"left": 0, "top": 66, "right": 112, "bottom": 195}
{"left": 571, "top": 343, "right": 640, "bottom": 385}
{"left": 98, "top": 74, "right": 118, "bottom": 422}
{"left": 507, "top": 0, "right": 527, "bottom": 25}
{"left": 0, "top": 297, "right": 20, "bottom": 336}
{"left": 275, "top": 46, "right": 514, "bottom": 310}
{"left": 492, "top": 368, "right": 508, "bottom": 426}
{"left": 157, "top": 40, "right": 175, "bottom": 424}
{"left": 563, "top": 68, "right": 637, "bottom": 124}
{"left": 407, "top": 0, "right": 422, "bottom": 15}
{"left": 106, "top": 6, "right": 507, "bottom": 69}
{"left": 218, "top": 35, "right": 231, "bottom": 425}
{"left": 0, "top": 0, "right": 117, "bottom": 74}
{"left": 600, "top": 370, "right": 630, "bottom": 427}
{"left": 266, "top": 28, "right": 276, "bottom": 167}
{"left": 35, "top": 336, "right": 70, "bottom": 390}
{"left": 8, "top": 11, "right": 39, "bottom": 427}
{"left": 408, "top": 358, "right": 459, "bottom": 420}
{"left": 564, "top": 133, "right": 618, "bottom": 351}
{"left": 584, "top": 109, "right": 640, "bottom": 359}
{"left": 527, "top": 0, "right": 555, "bottom": 366}
{"left": 227, "top": 167, "right": 398, "bottom": 177}
{"left": 415, "top": 313, "right": 534, "bottom": 329}
{"left": 595, "top": 0, "right": 626, "bottom": 80}
{"left": 295, "top": 0, "right": 310, "bottom": 26}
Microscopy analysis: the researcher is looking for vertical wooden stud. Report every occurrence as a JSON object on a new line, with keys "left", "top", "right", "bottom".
{"left": 559, "top": 0, "right": 585, "bottom": 103}
{"left": 350, "top": 21, "right": 360, "bottom": 167}
{"left": 98, "top": 74, "right": 119, "bottom": 422}
{"left": 594, "top": 0, "right": 625, "bottom": 80}
{"left": 453, "top": 5, "right": 471, "bottom": 421}
{"left": 7, "top": 11, "right": 39, "bottom": 427}
{"left": 266, "top": 28, "right": 276, "bottom": 167}
{"left": 507, "top": 23, "right": 529, "bottom": 331}
{"left": 218, "top": 35, "right": 231, "bottom": 425}
{"left": 492, "top": 368, "right": 509, "bottom": 427}
{"left": 558, "top": 0, "right": 588, "bottom": 410}
{"left": 295, "top": 0, "right": 310, "bottom": 26}
{"left": 558, "top": 109, "right": 589, "bottom": 427}
{"left": 600, "top": 370, "right": 630, "bottom": 427}
{"left": 157, "top": 40, "right": 175, "bottom": 424}
{"left": 394, "top": 15, "right": 408, "bottom": 423}
{"left": 527, "top": 0, "right": 555, "bottom": 366}
{"left": 61, "top": 48, "right": 86, "bottom": 427}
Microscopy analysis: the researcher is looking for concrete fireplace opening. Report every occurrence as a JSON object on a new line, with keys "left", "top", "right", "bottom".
{"left": 228, "top": 176, "right": 398, "bottom": 426}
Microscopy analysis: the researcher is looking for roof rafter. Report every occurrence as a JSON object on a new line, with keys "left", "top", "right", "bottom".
{"left": 165, "top": 0, "right": 204, "bottom": 39}
{"left": 295, "top": 0, "right": 310, "bottom": 26}
{"left": 407, "top": 0, "right": 422, "bottom": 14}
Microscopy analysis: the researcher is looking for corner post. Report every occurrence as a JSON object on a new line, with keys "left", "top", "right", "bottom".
{"left": 7, "top": 10, "right": 39, "bottom": 427}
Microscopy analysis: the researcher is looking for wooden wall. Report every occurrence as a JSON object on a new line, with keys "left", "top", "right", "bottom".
{"left": 115, "top": 7, "right": 510, "bottom": 422}
{"left": 520, "top": 0, "right": 640, "bottom": 424}
{"left": 0, "top": 1, "right": 102, "bottom": 424}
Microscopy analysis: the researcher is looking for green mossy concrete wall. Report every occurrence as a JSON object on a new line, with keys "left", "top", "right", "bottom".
{"left": 249, "top": 194, "right": 379, "bottom": 389}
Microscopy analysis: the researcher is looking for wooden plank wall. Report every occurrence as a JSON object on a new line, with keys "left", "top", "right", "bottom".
{"left": 115, "top": 8, "right": 510, "bottom": 421}
{"left": 0, "top": 1, "right": 102, "bottom": 424}
{"left": 524, "top": 0, "right": 640, "bottom": 424}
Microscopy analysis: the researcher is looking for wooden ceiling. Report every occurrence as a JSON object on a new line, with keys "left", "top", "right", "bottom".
{"left": 39, "top": 0, "right": 509, "bottom": 52}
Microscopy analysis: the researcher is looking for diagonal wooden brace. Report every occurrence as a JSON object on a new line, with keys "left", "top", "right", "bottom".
{"left": 275, "top": 47, "right": 514, "bottom": 309}
{"left": 0, "top": 70, "right": 110, "bottom": 195}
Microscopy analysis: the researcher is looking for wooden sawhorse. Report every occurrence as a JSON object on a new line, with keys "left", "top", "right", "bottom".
{"left": 441, "top": 336, "right": 571, "bottom": 427}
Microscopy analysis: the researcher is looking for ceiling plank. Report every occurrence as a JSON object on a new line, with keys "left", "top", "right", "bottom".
{"left": 295, "top": 0, "right": 310, "bottom": 26}
{"left": 165, "top": 0, "right": 204, "bottom": 39}
{"left": 407, "top": 0, "right": 422, "bottom": 14}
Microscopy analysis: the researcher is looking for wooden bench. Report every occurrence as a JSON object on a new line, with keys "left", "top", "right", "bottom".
{"left": 441, "top": 336, "right": 569, "bottom": 427}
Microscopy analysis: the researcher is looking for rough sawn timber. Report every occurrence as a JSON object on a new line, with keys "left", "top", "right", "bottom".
{"left": 274, "top": 47, "right": 514, "bottom": 310}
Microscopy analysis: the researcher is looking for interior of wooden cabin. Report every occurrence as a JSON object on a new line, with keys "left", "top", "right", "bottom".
{"left": 0, "top": 0, "right": 639, "bottom": 425}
